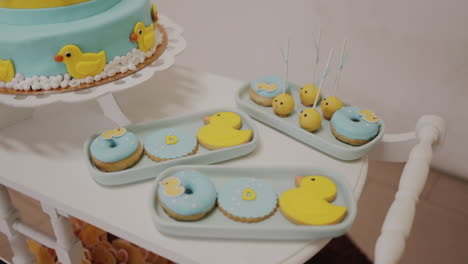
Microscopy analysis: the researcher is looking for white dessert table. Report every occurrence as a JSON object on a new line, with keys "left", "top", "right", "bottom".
{"left": 0, "top": 66, "right": 368, "bottom": 264}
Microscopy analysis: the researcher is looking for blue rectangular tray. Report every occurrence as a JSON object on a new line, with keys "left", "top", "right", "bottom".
{"left": 150, "top": 165, "right": 357, "bottom": 240}
{"left": 235, "top": 83, "right": 385, "bottom": 160}
{"left": 84, "top": 108, "right": 258, "bottom": 186}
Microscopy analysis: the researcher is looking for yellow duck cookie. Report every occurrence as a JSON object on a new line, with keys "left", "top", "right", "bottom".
{"left": 320, "top": 96, "right": 343, "bottom": 120}
{"left": 131, "top": 22, "right": 156, "bottom": 52}
{"left": 272, "top": 93, "right": 295, "bottom": 117}
{"left": 54, "top": 44, "right": 106, "bottom": 79}
{"left": 279, "top": 175, "right": 347, "bottom": 225}
{"left": 197, "top": 112, "right": 253, "bottom": 150}
{"left": 299, "top": 108, "right": 322, "bottom": 132}
{"left": 300, "top": 83, "right": 321, "bottom": 107}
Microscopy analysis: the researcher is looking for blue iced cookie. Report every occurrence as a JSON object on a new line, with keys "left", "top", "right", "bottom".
{"left": 330, "top": 106, "right": 381, "bottom": 146}
{"left": 144, "top": 128, "right": 198, "bottom": 162}
{"left": 249, "top": 75, "right": 292, "bottom": 106}
{"left": 158, "top": 171, "right": 217, "bottom": 221}
{"left": 218, "top": 178, "right": 278, "bottom": 223}
{"left": 90, "top": 128, "right": 143, "bottom": 172}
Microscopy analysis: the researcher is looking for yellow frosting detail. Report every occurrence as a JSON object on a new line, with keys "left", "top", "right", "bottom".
{"left": 273, "top": 93, "right": 295, "bottom": 117}
{"left": 0, "top": 0, "right": 91, "bottom": 9}
{"left": 279, "top": 176, "right": 347, "bottom": 225}
{"left": 256, "top": 82, "right": 277, "bottom": 92}
{"left": 165, "top": 135, "right": 179, "bottom": 145}
{"left": 320, "top": 96, "right": 343, "bottom": 120}
{"left": 101, "top": 128, "right": 127, "bottom": 140}
{"left": 197, "top": 112, "right": 253, "bottom": 148}
{"left": 242, "top": 188, "right": 257, "bottom": 201}
{"left": 0, "top": 59, "right": 15, "bottom": 83}
{"left": 56, "top": 45, "right": 106, "bottom": 79}
{"left": 359, "top": 109, "right": 380, "bottom": 122}
{"left": 300, "top": 83, "right": 321, "bottom": 106}
{"left": 299, "top": 108, "right": 322, "bottom": 132}
{"left": 160, "top": 177, "right": 185, "bottom": 197}
{"left": 133, "top": 22, "right": 155, "bottom": 52}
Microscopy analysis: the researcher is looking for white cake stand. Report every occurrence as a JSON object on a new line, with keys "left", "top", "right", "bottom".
{"left": 0, "top": 15, "right": 186, "bottom": 128}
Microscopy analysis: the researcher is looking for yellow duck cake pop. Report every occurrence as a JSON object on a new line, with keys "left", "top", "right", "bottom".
{"left": 272, "top": 93, "right": 295, "bottom": 117}
{"left": 320, "top": 96, "right": 343, "bottom": 120}
{"left": 279, "top": 175, "right": 347, "bottom": 225}
{"left": 299, "top": 108, "right": 322, "bottom": 132}
{"left": 300, "top": 83, "right": 321, "bottom": 107}
{"left": 130, "top": 21, "right": 156, "bottom": 53}
{"left": 197, "top": 112, "right": 253, "bottom": 150}
{"left": 54, "top": 44, "right": 106, "bottom": 79}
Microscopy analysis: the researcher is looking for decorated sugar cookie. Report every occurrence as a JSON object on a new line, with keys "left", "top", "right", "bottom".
{"left": 144, "top": 128, "right": 198, "bottom": 162}
{"left": 279, "top": 175, "right": 347, "bottom": 225}
{"left": 54, "top": 45, "right": 106, "bottom": 79}
{"left": 249, "top": 75, "right": 291, "bottom": 106}
{"left": 90, "top": 128, "right": 143, "bottom": 172}
{"left": 158, "top": 171, "right": 217, "bottom": 221}
{"left": 197, "top": 112, "right": 253, "bottom": 150}
{"left": 330, "top": 106, "right": 381, "bottom": 146}
{"left": 218, "top": 178, "right": 278, "bottom": 223}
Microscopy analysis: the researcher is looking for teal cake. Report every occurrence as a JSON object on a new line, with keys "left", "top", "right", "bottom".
{"left": 0, "top": 0, "right": 167, "bottom": 94}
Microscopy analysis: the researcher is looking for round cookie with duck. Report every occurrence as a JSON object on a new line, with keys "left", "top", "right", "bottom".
{"left": 197, "top": 112, "right": 253, "bottom": 150}
{"left": 158, "top": 171, "right": 217, "bottom": 221}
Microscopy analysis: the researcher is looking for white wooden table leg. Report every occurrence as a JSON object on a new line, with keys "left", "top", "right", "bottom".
{"left": 97, "top": 93, "right": 131, "bottom": 127}
{"left": 0, "top": 185, "right": 34, "bottom": 264}
{"left": 374, "top": 115, "right": 446, "bottom": 264}
{"left": 42, "top": 204, "right": 84, "bottom": 264}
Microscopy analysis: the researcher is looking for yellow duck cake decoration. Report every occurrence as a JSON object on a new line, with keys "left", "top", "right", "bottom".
{"left": 54, "top": 44, "right": 106, "bottom": 79}
{"left": 151, "top": 4, "right": 159, "bottom": 24}
{"left": 279, "top": 175, "right": 347, "bottom": 225}
{"left": 130, "top": 22, "right": 156, "bottom": 53}
{"left": 197, "top": 112, "right": 253, "bottom": 150}
{"left": 300, "top": 83, "right": 321, "bottom": 107}
{"left": 160, "top": 177, "right": 185, "bottom": 197}
{"left": 0, "top": 59, "right": 15, "bottom": 83}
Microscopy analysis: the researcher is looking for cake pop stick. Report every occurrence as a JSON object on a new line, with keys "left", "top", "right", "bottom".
{"left": 312, "top": 28, "right": 321, "bottom": 84}
{"left": 273, "top": 38, "right": 295, "bottom": 117}
{"left": 333, "top": 39, "right": 349, "bottom": 96}
{"left": 312, "top": 48, "right": 334, "bottom": 109}
{"left": 280, "top": 38, "right": 290, "bottom": 94}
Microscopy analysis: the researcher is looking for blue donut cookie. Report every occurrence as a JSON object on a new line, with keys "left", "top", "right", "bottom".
{"left": 330, "top": 106, "right": 381, "bottom": 146}
{"left": 250, "top": 75, "right": 291, "bottom": 98}
{"left": 158, "top": 171, "right": 217, "bottom": 220}
{"left": 218, "top": 178, "right": 278, "bottom": 222}
{"left": 144, "top": 128, "right": 198, "bottom": 162}
{"left": 249, "top": 75, "right": 292, "bottom": 106}
{"left": 90, "top": 128, "right": 143, "bottom": 172}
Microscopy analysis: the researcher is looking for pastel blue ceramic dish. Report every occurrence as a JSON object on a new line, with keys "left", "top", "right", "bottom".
{"left": 236, "top": 83, "right": 385, "bottom": 160}
{"left": 84, "top": 108, "right": 258, "bottom": 186}
{"left": 150, "top": 165, "right": 357, "bottom": 240}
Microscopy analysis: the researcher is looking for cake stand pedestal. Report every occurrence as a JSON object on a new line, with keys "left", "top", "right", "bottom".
{"left": 0, "top": 15, "right": 186, "bottom": 129}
